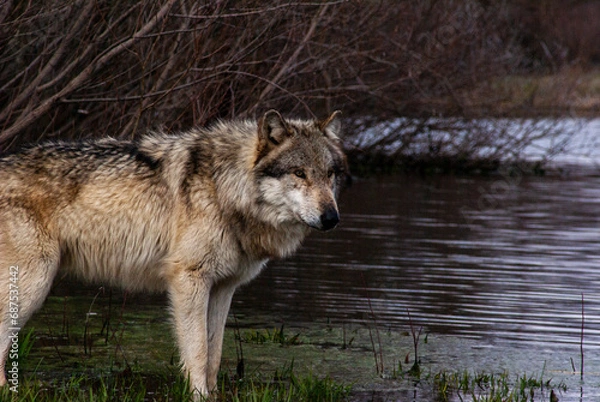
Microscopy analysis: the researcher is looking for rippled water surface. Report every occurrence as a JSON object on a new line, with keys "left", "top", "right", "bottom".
{"left": 236, "top": 174, "right": 600, "bottom": 352}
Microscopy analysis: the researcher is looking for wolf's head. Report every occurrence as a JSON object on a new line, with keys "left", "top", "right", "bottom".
{"left": 254, "top": 110, "right": 348, "bottom": 231}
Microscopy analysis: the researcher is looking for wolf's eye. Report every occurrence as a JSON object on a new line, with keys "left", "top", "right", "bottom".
{"left": 327, "top": 169, "right": 335, "bottom": 178}
{"left": 293, "top": 169, "right": 306, "bottom": 179}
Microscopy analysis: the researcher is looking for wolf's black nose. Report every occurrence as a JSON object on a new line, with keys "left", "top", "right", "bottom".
{"left": 320, "top": 208, "right": 339, "bottom": 231}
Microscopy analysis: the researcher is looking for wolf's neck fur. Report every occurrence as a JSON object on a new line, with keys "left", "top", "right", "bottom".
{"left": 229, "top": 211, "right": 309, "bottom": 260}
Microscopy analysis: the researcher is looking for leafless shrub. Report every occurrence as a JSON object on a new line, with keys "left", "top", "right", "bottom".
{"left": 346, "top": 117, "right": 574, "bottom": 173}
{"left": 0, "top": 0, "right": 560, "bottom": 169}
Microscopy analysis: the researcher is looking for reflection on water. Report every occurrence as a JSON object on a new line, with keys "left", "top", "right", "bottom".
{"left": 235, "top": 173, "right": 600, "bottom": 350}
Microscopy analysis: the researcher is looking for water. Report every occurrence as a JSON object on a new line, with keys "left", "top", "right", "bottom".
{"left": 236, "top": 174, "right": 600, "bottom": 350}
{"left": 233, "top": 172, "right": 600, "bottom": 400}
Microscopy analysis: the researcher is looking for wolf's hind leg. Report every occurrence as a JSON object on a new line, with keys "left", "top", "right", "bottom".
{"left": 0, "top": 216, "right": 60, "bottom": 386}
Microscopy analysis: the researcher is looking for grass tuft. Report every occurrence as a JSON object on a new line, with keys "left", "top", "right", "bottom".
{"left": 0, "top": 364, "right": 350, "bottom": 402}
{"left": 431, "top": 369, "right": 567, "bottom": 402}
{"left": 237, "top": 325, "right": 301, "bottom": 346}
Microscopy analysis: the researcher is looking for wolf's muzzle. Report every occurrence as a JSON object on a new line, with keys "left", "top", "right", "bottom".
{"left": 320, "top": 208, "right": 339, "bottom": 231}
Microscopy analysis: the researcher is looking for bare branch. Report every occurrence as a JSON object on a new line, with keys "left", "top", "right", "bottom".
{"left": 0, "top": 1, "right": 95, "bottom": 122}
{"left": 170, "top": 1, "right": 346, "bottom": 20}
{"left": 0, "top": 0, "right": 178, "bottom": 143}
{"left": 250, "top": 3, "right": 330, "bottom": 113}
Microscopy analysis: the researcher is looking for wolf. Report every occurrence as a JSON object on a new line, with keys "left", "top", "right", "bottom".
{"left": 0, "top": 109, "right": 347, "bottom": 398}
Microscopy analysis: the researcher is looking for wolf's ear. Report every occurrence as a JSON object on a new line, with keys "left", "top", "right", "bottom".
{"left": 319, "top": 110, "right": 342, "bottom": 140}
{"left": 259, "top": 110, "right": 292, "bottom": 147}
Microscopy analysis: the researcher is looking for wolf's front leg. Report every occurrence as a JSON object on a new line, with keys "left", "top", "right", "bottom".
{"left": 206, "top": 282, "right": 237, "bottom": 390}
{"left": 168, "top": 272, "right": 212, "bottom": 398}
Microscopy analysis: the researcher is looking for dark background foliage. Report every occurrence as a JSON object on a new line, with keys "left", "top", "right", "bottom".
{"left": 0, "top": 0, "right": 597, "bottom": 158}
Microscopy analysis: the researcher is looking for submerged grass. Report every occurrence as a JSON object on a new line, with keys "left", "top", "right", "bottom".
{"left": 236, "top": 326, "right": 301, "bottom": 346}
{"left": 431, "top": 369, "right": 567, "bottom": 402}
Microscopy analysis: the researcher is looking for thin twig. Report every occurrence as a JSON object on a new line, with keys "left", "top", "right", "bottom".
{"left": 407, "top": 309, "right": 423, "bottom": 368}
{"left": 361, "top": 273, "right": 383, "bottom": 375}
{"left": 581, "top": 293, "right": 585, "bottom": 381}
{"left": 170, "top": 1, "right": 346, "bottom": 20}
{"left": 83, "top": 286, "right": 105, "bottom": 356}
